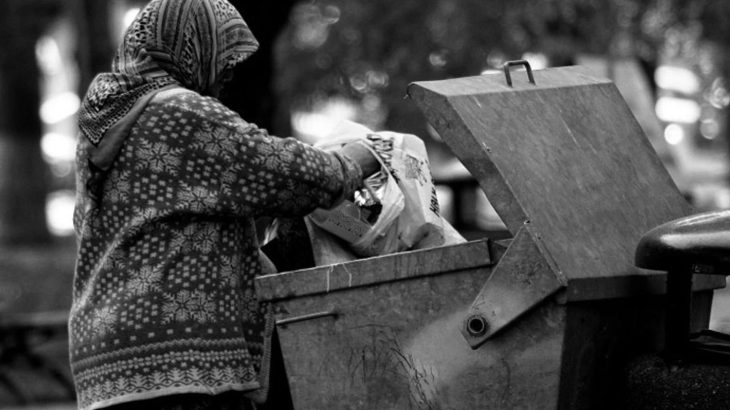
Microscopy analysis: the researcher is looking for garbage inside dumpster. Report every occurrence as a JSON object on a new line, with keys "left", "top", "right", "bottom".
{"left": 255, "top": 62, "right": 727, "bottom": 409}
{"left": 309, "top": 119, "right": 465, "bottom": 257}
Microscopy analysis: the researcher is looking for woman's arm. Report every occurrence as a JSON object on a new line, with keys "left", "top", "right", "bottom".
{"left": 137, "top": 94, "right": 379, "bottom": 219}
{"left": 210, "top": 121, "right": 377, "bottom": 218}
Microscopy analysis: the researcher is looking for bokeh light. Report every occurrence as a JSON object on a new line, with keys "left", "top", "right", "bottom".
{"left": 655, "top": 65, "right": 700, "bottom": 95}
{"left": 123, "top": 8, "right": 141, "bottom": 31}
{"left": 664, "top": 123, "right": 685, "bottom": 146}
{"left": 45, "top": 190, "right": 76, "bottom": 236}
{"left": 655, "top": 96, "right": 701, "bottom": 124}
{"left": 40, "top": 91, "right": 80, "bottom": 125}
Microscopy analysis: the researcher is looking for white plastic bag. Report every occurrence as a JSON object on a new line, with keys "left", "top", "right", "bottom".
{"left": 309, "top": 163, "right": 404, "bottom": 257}
{"left": 368, "top": 131, "right": 445, "bottom": 249}
{"left": 308, "top": 120, "right": 464, "bottom": 257}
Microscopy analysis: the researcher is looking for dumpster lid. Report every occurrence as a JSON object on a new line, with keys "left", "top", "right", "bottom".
{"left": 408, "top": 64, "right": 724, "bottom": 338}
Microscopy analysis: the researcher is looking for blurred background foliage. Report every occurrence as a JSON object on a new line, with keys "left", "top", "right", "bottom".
{"left": 272, "top": 0, "right": 730, "bottom": 226}
{"left": 3, "top": 0, "right": 730, "bottom": 403}
{"left": 274, "top": 0, "right": 700, "bottom": 132}
{"left": 2, "top": 0, "right": 730, "bottom": 245}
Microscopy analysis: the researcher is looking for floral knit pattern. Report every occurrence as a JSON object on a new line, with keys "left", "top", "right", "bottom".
{"left": 71, "top": 91, "right": 361, "bottom": 410}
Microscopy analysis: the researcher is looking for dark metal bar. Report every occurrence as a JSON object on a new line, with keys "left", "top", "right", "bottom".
{"left": 664, "top": 266, "right": 692, "bottom": 362}
{"left": 276, "top": 308, "right": 338, "bottom": 327}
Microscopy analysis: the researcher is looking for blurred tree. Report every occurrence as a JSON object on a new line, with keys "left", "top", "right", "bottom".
{"left": 274, "top": 0, "right": 674, "bottom": 139}
{"left": 269, "top": 0, "right": 730, "bottom": 201}
{"left": 0, "top": 0, "right": 61, "bottom": 244}
{"left": 73, "top": 0, "right": 115, "bottom": 94}
{"left": 277, "top": 0, "right": 506, "bottom": 138}
{"left": 623, "top": 0, "right": 730, "bottom": 165}
{"left": 694, "top": 0, "right": 730, "bottom": 160}
{"left": 224, "top": 1, "right": 298, "bottom": 135}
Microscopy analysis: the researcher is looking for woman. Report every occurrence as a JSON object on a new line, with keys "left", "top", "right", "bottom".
{"left": 71, "top": 0, "right": 378, "bottom": 408}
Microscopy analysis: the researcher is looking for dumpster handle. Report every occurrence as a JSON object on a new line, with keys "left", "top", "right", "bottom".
{"left": 276, "top": 307, "right": 338, "bottom": 327}
{"left": 502, "top": 60, "right": 535, "bottom": 87}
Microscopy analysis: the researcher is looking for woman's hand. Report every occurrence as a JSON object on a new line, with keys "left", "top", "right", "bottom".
{"left": 339, "top": 141, "right": 380, "bottom": 178}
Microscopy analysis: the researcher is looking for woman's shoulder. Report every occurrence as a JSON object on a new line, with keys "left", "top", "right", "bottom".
{"left": 149, "top": 88, "right": 245, "bottom": 130}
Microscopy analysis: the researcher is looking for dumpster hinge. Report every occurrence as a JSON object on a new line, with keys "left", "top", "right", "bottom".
{"left": 461, "top": 224, "right": 565, "bottom": 349}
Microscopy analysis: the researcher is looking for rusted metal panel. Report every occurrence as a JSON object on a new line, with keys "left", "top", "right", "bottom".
{"left": 271, "top": 260, "right": 566, "bottom": 410}
{"left": 261, "top": 263, "right": 714, "bottom": 409}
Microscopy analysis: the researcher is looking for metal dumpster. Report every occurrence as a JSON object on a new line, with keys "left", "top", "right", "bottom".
{"left": 255, "top": 63, "right": 725, "bottom": 409}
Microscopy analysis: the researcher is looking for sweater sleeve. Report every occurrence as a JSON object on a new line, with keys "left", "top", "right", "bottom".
{"left": 216, "top": 121, "right": 363, "bottom": 218}
{"left": 131, "top": 94, "right": 362, "bottom": 219}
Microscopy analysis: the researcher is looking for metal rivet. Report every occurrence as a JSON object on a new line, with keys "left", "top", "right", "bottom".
{"left": 466, "top": 315, "right": 489, "bottom": 337}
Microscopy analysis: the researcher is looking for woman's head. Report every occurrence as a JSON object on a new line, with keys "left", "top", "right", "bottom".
{"left": 114, "top": 0, "right": 258, "bottom": 97}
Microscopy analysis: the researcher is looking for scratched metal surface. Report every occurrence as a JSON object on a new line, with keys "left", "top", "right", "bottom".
{"left": 408, "top": 67, "right": 725, "bottom": 299}
{"left": 273, "top": 265, "right": 566, "bottom": 410}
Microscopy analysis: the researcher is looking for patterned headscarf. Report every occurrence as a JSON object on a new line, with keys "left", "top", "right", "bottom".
{"left": 78, "top": 0, "right": 259, "bottom": 168}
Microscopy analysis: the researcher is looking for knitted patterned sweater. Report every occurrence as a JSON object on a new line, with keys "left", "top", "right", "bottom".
{"left": 71, "top": 90, "right": 361, "bottom": 409}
